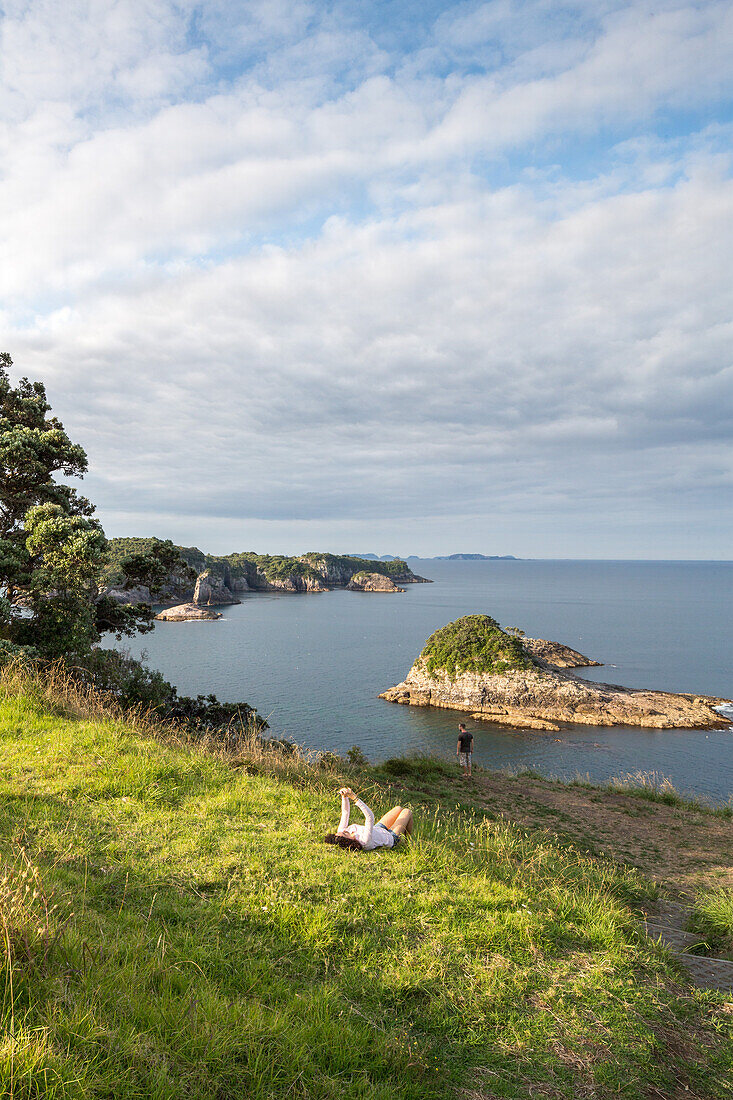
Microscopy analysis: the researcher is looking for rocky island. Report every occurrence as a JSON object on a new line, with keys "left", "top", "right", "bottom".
{"left": 347, "top": 571, "right": 406, "bottom": 592}
{"left": 380, "top": 614, "right": 731, "bottom": 731}
{"left": 155, "top": 603, "right": 222, "bottom": 622}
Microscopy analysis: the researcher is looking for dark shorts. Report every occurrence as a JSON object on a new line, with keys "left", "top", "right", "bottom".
{"left": 378, "top": 825, "right": 401, "bottom": 846}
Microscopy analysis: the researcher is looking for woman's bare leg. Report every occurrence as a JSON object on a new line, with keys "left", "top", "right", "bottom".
{"left": 392, "top": 808, "right": 413, "bottom": 837}
{"left": 378, "top": 806, "right": 403, "bottom": 830}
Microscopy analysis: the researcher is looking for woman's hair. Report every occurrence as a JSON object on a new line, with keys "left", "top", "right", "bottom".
{"left": 324, "top": 833, "right": 363, "bottom": 851}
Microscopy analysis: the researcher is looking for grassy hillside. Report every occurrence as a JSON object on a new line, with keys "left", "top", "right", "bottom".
{"left": 0, "top": 675, "right": 731, "bottom": 1098}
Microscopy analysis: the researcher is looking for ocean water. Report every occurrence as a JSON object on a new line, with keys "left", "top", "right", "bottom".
{"left": 120, "top": 560, "right": 733, "bottom": 804}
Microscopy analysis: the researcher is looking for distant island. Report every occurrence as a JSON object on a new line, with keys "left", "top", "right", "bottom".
{"left": 346, "top": 553, "right": 402, "bottom": 561}
{"left": 350, "top": 552, "right": 519, "bottom": 561}
{"left": 432, "top": 553, "right": 518, "bottom": 560}
{"left": 102, "top": 541, "right": 430, "bottom": 620}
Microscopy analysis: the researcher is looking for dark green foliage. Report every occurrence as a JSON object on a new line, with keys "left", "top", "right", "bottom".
{"left": 20, "top": 502, "right": 108, "bottom": 657}
{"left": 302, "top": 552, "right": 411, "bottom": 578}
{"left": 0, "top": 355, "right": 105, "bottom": 656}
{"left": 164, "top": 691, "right": 266, "bottom": 740}
{"left": 93, "top": 594, "right": 157, "bottom": 640}
{"left": 0, "top": 352, "right": 92, "bottom": 544}
{"left": 376, "top": 755, "right": 452, "bottom": 778}
{"left": 242, "top": 553, "right": 320, "bottom": 582}
{"left": 346, "top": 745, "right": 369, "bottom": 767}
{"left": 420, "top": 614, "right": 533, "bottom": 679}
{"left": 104, "top": 537, "right": 199, "bottom": 594}
{"left": 76, "top": 648, "right": 267, "bottom": 739}
{"left": 74, "top": 647, "right": 174, "bottom": 709}
{"left": 117, "top": 541, "right": 196, "bottom": 594}
{"left": 0, "top": 638, "right": 37, "bottom": 661}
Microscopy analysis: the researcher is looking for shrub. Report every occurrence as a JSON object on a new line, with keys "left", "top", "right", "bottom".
{"left": 14, "top": 649, "right": 268, "bottom": 744}
{"left": 689, "top": 889, "right": 733, "bottom": 954}
{"left": 420, "top": 614, "right": 533, "bottom": 679}
{"left": 375, "top": 755, "right": 451, "bottom": 779}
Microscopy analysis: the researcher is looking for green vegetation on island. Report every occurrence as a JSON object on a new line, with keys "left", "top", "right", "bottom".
{"left": 420, "top": 614, "right": 533, "bottom": 679}
{"left": 1, "top": 666, "right": 731, "bottom": 1098}
{"left": 239, "top": 553, "right": 321, "bottom": 583}
{"left": 301, "top": 552, "right": 413, "bottom": 579}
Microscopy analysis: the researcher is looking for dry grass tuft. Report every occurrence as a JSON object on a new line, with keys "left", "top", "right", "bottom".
{"left": 0, "top": 656, "right": 351, "bottom": 790}
{"left": 0, "top": 847, "right": 67, "bottom": 973}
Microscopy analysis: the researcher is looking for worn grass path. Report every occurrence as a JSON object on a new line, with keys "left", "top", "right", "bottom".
{"left": 0, "top": 693, "right": 732, "bottom": 1099}
{"left": 432, "top": 772, "right": 733, "bottom": 898}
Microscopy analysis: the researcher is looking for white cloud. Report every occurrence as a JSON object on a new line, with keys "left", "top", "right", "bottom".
{"left": 2, "top": 0, "right": 732, "bottom": 555}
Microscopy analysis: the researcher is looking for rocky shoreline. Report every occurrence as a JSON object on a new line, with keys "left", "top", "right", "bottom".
{"left": 155, "top": 603, "right": 222, "bottom": 622}
{"left": 380, "top": 622, "right": 731, "bottom": 731}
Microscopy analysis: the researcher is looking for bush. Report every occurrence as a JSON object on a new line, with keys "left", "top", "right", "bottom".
{"left": 73, "top": 647, "right": 172, "bottom": 708}
{"left": 689, "top": 889, "right": 733, "bottom": 955}
{"left": 0, "top": 639, "right": 38, "bottom": 663}
{"left": 420, "top": 614, "right": 532, "bottom": 679}
{"left": 68, "top": 649, "right": 268, "bottom": 741}
{"left": 375, "top": 755, "right": 451, "bottom": 779}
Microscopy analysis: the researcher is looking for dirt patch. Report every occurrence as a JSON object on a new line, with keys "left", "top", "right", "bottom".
{"left": 469, "top": 774, "right": 732, "bottom": 898}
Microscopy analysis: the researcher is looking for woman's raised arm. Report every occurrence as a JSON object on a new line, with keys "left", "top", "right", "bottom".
{"left": 352, "top": 796, "right": 374, "bottom": 847}
{"left": 337, "top": 789, "right": 351, "bottom": 834}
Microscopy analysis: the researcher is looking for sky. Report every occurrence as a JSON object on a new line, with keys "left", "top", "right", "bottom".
{"left": 2, "top": 0, "right": 732, "bottom": 559}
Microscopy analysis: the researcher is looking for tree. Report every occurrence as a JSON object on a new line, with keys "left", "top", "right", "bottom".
{"left": 114, "top": 539, "right": 196, "bottom": 595}
{"left": 0, "top": 354, "right": 177, "bottom": 657}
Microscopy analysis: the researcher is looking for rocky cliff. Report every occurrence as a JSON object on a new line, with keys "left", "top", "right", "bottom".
{"left": 193, "top": 569, "right": 242, "bottom": 606}
{"left": 347, "top": 572, "right": 406, "bottom": 592}
{"left": 103, "top": 584, "right": 154, "bottom": 606}
{"left": 188, "top": 553, "right": 425, "bottom": 603}
{"left": 520, "top": 637, "right": 602, "bottom": 669}
{"left": 298, "top": 554, "right": 429, "bottom": 587}
{"left": 380, "top": 615, "right": 730, "bottom": 731}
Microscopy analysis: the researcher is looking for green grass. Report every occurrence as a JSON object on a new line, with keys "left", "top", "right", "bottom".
{"left": 689, "top": 891, "right": 733, "bottom": 956}
{"left": 0, "top": 689, "right": 731, "bottom": 1098}
{"left": 572, "top": 770, "right": 733, "bottom": 818}
{"left": 420, "top": 615, "right": 533, "bottom": 679}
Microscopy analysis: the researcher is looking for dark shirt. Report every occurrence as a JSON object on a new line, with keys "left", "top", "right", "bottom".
{"left": 457, "top": 731, "right": 473, "bottom": 753}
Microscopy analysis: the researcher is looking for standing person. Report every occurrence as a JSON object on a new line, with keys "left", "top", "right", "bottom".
{"left": 325, "top": 788, "right": 413, "bottom": 851}
{"left": 456, "top": 722, "right": 473, "bottom": 777}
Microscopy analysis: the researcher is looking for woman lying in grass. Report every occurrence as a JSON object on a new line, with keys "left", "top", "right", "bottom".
{"left": 325, "top": 787, "right": 413, "bottom": 851}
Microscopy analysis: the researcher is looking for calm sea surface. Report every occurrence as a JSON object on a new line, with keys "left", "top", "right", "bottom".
{"left": 120, "top": 560, "right": 733, "bottom": 803}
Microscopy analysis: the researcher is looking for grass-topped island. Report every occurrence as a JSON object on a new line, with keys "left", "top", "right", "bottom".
{"left": 380, "top": 614, "right": 731, "bottom": 730}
